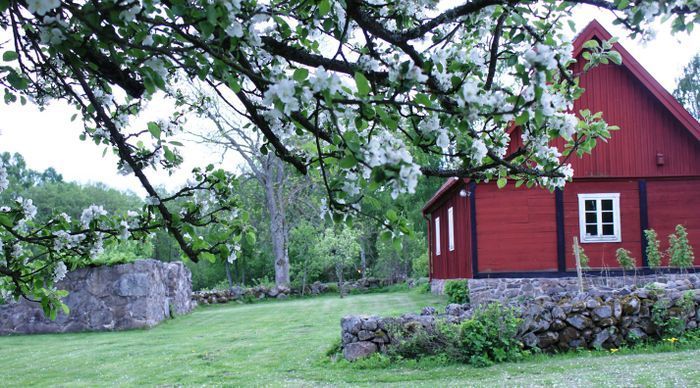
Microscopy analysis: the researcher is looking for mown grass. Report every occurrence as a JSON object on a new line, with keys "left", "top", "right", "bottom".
{"left": 1, "top": 290, "right": 699, "bottom": 387}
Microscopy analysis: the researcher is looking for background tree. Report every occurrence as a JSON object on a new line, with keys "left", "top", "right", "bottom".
{"left": 673, "top": 53, "right": 700, "bottom": 120}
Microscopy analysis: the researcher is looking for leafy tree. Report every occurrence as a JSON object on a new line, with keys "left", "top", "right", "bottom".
{"left": 316, "top": 227, "right": 361, "bottom": 297}
{"left": 615, "top": 248, "right": 636, "bottom": 271}
{"left": 668, "top": 224, "right": 695, "bottom": 270}
{"left": 644, "top": 229, "right": 663, "bottom": 269}
{"left": 0, "top": 0, "right": 697, "bottom": 314}
{"left": 673, "top": 54, "right": 700, "bottom": 120}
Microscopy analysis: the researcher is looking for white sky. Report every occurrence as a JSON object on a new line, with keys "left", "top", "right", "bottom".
{"left": 0, "top": 7, "right": 698, "bottom": 196}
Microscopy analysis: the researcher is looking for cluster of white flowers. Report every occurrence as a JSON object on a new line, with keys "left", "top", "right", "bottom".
{"left": 388, "top": 62, "right": 428, "bottom": 84}
{"left": 26, "top": 0, "right": 60, "bottom": 15}
{"left": 309, "top": 66, "right": 342, "bottom": 95}
{"left": 341, "top": 171, "right": 360, "bottom": 197}
{"left": 524, "top": 43, "right": 558, "bottom": 70}
{"left": 263, "top": 79, "right": 299, "bottom": 116}
{"left": 143, "top": 57, "right": 168, "bottom": 79}
{"left": 16, "top": 197, "right": 37, "bottom": 221}
{"left": 92, "top": 88, "right": 114, "bottom": 105}
{"left": 226, "top": 243, "right": 240, "bottom": 264}
{"left": 120, "top": 2, "right": 142, "bottom": 22}
{"left": 541, "top": 163, "right": 574, "bottom": 188}
{"left": 118, "top": 221, "right": 131, "bottom": 241}
{"left": 80, "top": 204, "right": 107, "bottom": 228}
{"left": 53, "top": 230, "right": 86, "bottom": 251}
{"left": 53, "top": 261, "right": 67, "bottom": 282}
{"left": 548, "top": 113, "right": 579, "bottom": 140}
{"left": 89, "top": 233, "right": 105, "bottom": 259}
{"left": 471, "top": 138, "right": 488, "bottom": 164}
{"left": 418, "top": 114, "right": 450, "bottom": 151}
{"left": 363, "top": 132, "right": 420, "bottom": 198}
{"left": 0, "top": 160, "right": 8, "bottom": 193}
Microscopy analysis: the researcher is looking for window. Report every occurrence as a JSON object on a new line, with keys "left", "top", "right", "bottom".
{"left": 434, "top": 217, "right": 441, "bottom": 255}
{"left": 578, "top": 193, "right": 621, "bottom": 243}
{"left": 448, "top": 207, "right": 455, "bottom": 251}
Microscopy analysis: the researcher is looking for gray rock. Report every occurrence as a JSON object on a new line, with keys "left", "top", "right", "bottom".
{"left": 357, "top": 330, "right": 374, "bottom": 341}
{"left": 592, "top": 305, "right": 613, "bottom": 321}
{"left": 566, "top": 315, "right": 593, "bottom": 330}
{"left": 521, "top": 332, "right": 539, "bottom": 348}
{"left": 537, "top": 331, "right": 559, "bottom": 348}
{"left": 421, "top": 306, "right": 436, "bottom": 316}
{"left": 341, "top": 316, "right": 363, "bottom": 335}
{"left": 342, "top": 332, "right": 357, "bottom": 345}
{"left": 445, "top": 304, "right": 463, "bottom": 316}
{"left": 551, "top": 319, "right": 567, "bottom": 330}
{"left": 343, "top": 341, "right": 378, "bottom": 361}
{"left": 592, "top": 329, "right": 611, "bottom": 348}
{"left": 623, "top": 297, "right": 641, "bottom": 315}
{"left": 363, "top": 317, "right": 379, "bottom": 331}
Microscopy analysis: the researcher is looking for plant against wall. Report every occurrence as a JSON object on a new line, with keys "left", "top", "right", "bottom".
{"left": 644, "top": 229, "right": 663, "bottom": 272}
{"left": 668, "top": 225, "right": 695, "bottom": 271}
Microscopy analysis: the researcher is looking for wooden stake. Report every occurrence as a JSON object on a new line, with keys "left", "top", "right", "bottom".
{"left": 573, "top": 237, "right": 584, "bottom": 293}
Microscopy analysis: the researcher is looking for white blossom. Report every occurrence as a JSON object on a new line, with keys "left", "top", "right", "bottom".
{"left": 263, "top": 79, "right": 299, "bottom": 115}
{"left": 524, "top": 43, "right": 558, "bottom": 70}
{"left": 89, "top": 233, "right": 105, "bottom": 259}
{"left": 53, "top": 230, "right": 86, "bottom": 251}
{"left": 26, "top": 0, "right": 60, "bottom": 16}
{"left": 310, "top": 66, "right": 342, "bottom": 95}
{"left": 143, "top": 57, "right": 168, "bottom": 79}
{"left": 39, "top": 27, "right": 65, "bottom": 45}
{"left": 471, "top": 138, "right": 488, "bottom": 164}
{"left": 53, "top": 261, "right": 67, "bottom": 282}
{"left": 224, "top": 22, "right": 244, "bottom": 38}
{"left": 16, "top": 197, "right": 37, "bottom": 221}
{"left": 0, "top": 161, "right": 8, "bottom": 193}
{"left": 226, "top": 243, "right": 240, "bottom": 264}
{"left": 80, "top": 204, "right": 107, "bottom": 228}
{"left": 118, "top": 221, "right": 130, "bottom": 241}
{"left": 120, "top": 4, "right": 142, "bottom": 22}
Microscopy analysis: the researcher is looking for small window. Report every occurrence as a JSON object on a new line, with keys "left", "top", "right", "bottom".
{"left": 435, "top": 217, "right": 441, "bottom": 255}
{"left": 578, "top": 193, "right": 621, "bottom": 243}
{"left": 448, "top": 207, "right": 455, "bottom": 251}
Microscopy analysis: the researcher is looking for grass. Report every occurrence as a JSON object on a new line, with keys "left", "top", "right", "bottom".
{"left": 0, "top": 290, "right": 699, "bottom": 387}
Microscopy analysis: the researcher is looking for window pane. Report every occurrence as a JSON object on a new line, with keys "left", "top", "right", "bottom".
{"left": 602, "top": 199, "right": 613, "bottom": 211}
{"left": 586, "top": 225, "right": 598, "bottom": 236}
{"left": 585, "top": 212, "right": 597, "bottom": 223}
{"left": 585, "top": 200, "right": 597, "bottom": 211}
{"left": 602, "top": 224, "right": 614, "bottom": 235}
{"left": 602, "top": 211, "right": 613, "bottom": 223}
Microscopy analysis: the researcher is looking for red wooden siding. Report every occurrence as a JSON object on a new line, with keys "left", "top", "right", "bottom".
{"left": 475, "top": 183, "right": 558, "bottom": 273}
{"left": 563, "top": 180, "right": 642, "bottom": 269}
{"left": 647, "top": 179, "right": 700, "bottom": 266}
{"left": 560, "top": 60, "right": 700, "bottom": 178}
{"left": 429, "top": 184, "right": 471, "bottom": 279}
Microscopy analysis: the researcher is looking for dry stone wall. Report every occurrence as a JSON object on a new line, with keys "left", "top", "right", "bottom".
{"left": 341, "top": 278, "right": 700, "bottom": 361}
{"left": 0, "top": 259, "right": 194, "bottom": 335}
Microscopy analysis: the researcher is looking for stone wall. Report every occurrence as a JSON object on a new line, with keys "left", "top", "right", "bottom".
{"left": 0, "top": 259, "right": 194, "bottom": 335}
{"left": 341, "top": 279, "right": 700, "bottom": 361}
{"left": 467, "top": 274, "right": 700, "bottom": 305}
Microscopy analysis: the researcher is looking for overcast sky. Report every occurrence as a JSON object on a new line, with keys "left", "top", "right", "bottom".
{"left": 0, "top": 7, "right": 698, "bottom": 196}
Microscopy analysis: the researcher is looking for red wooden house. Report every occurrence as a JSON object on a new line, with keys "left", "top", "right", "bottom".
{"left": 422, "top": 20, "right": 700, "bottom": 280}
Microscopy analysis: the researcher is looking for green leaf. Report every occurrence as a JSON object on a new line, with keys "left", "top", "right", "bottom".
{"left": 293, "top": 68, "right": 309, "bottom": 82}
{"left": 318, "top": 0, "right": 331, "bottom": 16}
{"left": 200, "top": 252, "right": 217, "bottom": 263}
{"left": 497, "top": 177, "right": 507, "bottom": 189}
{"left": 2, "top": 50, "right": 18, "bottom": 61}
{"left": 582, "top": 40, "right": 599, "bottom": 49}
{"left": 338, "top": 154, "right": 357, "bottom": 169}
{"left": 354, "top": 72, "right": 371, "bottom": 96}
{"left": 608, "top": 51, "right": 622, "bottom": 65}
{"left": 147, "top": 122, "right": 161, "bottom": 139}
{"left": 386, "top": 209, "right": 398, "bottom": 222}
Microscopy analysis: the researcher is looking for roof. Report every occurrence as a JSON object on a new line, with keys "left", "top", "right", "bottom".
{"left": 423, "top": 19, "right": 700, "bottom": 213}
{"left": 422, "top": 177, "right": 466, "bottom": 213}
{"left": 572, "top": 20, "right": 700, "bottom": 141}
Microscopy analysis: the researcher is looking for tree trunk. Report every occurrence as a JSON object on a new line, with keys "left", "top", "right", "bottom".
{"left": 336, "top": 262, "right": 344, "bottom": 299}
{"left": 360, "top": 240, "right": 367, "bottom": 279}
{"left": 225, "top": 260, "right": 234, "bottom": 290}
{"left": 264, "top": 157, "right": 290, "bottom": 287}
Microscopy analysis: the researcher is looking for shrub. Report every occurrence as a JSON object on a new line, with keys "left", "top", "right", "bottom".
{"left": 668, "top": 225, "right": 695, "bottom": 270}
{"left": 644, "top": 229, "right": 663, "bottom": 269}
{"left": 456, "top": 302, "right": 525, "bottom": 367}
{"left": 412, "top": 253, "right": 429, "bottom": 278}
{"left": 444, "top": 280, "right": 469, "bottom": 304}
{"left": 417, "top": 282, "right": 431, "bottom": 294}
{"left": 572, "top": 239, "right": 590, "bottom": 269}
{"left": 615, "top": 248, "right": 636, "bottom": 271}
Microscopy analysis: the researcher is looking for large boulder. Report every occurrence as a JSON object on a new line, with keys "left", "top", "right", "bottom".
{"left": 343, "top": 341, "right": 377, "bottom": 361}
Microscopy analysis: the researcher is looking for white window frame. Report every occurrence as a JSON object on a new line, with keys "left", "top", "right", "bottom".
{"left": 577, "top": 193, "right": 621, "bottom": 243}
{"left": 434, "top": 217, "right": 441, "bottom": 255}
{"left": 448, "top": 207, "right": 455, "bottom": 251}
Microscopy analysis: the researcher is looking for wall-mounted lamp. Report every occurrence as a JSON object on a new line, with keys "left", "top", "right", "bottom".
{"left": 459, "top": 189, "right": 469, "bottom": 197}
{"left": 656, "top": 153, "right": 665, "bottom": 166}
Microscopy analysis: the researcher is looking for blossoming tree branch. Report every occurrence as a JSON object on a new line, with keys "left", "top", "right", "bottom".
{"left": 0, "top": 0, "right": 697, "bottom": 314}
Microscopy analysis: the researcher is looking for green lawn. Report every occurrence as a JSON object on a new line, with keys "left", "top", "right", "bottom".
{"left": 1, "top": 290, "right": 700, "bottom": 387}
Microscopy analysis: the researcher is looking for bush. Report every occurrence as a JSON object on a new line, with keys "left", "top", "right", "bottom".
{"left": 615, "top": 248, "right": 636, "bottom": 271}
{"left": 644, "top": 229, "right": 663, "bottom": 269}
{"left": 444, "top": 280, "right": 469, "bottom": 304}
{"left": 412, "top": 253, "right": 429, "bottom": 278}
{"left": 668, "top": 224, "right": 695, "bottom": 270}
{"left": 456, "top": 303, "right": 525, "bottom": 366}
{"left": 385, "top": 302, "right": 524, "bottom": 368}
